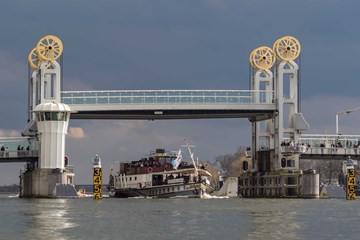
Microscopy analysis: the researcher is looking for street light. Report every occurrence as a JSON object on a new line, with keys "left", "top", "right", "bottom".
{"left": 336, "top": 107, "right": 360, "bottom": 135}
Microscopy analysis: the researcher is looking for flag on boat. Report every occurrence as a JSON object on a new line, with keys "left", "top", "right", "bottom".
{"left": 172, "top": 149, "right": 182, "bottom": 169}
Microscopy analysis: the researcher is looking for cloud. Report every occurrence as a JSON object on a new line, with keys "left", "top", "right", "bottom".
{"left": 67, "top": 127, "right": 86, "bottom": 139}
{"left": 301, "top": 95, "right": 360, "bottom": 135}
{"left": 0, "top": 129, "right": 21, "bottom": 137}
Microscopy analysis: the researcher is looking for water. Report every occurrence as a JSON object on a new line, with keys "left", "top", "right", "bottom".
{"left": 1, "top": 194, "right": 359, "bottom": 240}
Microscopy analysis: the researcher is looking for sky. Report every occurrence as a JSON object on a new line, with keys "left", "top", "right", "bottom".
{"left": 1, "top": 0, "right": 360, "bottom": 185}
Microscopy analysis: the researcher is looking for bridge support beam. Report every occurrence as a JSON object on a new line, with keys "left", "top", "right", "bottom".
{"left": 251, "top": 69, "right": 273, "bottom": 170}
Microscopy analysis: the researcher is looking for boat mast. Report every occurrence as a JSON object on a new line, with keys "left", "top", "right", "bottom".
{"left": 183, "top": 140, "right": 198, "bottom": 176}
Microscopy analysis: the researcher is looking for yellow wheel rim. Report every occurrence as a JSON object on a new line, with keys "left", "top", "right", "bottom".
{"left": 36, "top": 35, "right": 63, "bottom": 61}
{"left": 251, "top": 46, "right": 275, "bottom": 70}
{"left": 249, "top": 49, "right": 257, "bottom": 69}
{"left": 273, "top": 36, "right": 301, "bottom": 61}
{"left": 272, "top": 38, "right": 282, "bottom": 60}
{"left": 28, "top": 47, "right": 41, "bottom": 70}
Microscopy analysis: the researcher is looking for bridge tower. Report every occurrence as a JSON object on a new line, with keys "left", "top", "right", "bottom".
{"left": 250, "top": 36, "right": 309, "bottom": 172}
{"left": 272, "top": 36, "right": 309, "bottom": 170}
{"left": 249, "top": 46, "right": 275, "bottom": 170}
{"left": 21, "top": 35, "right": 76, "bottom": 198}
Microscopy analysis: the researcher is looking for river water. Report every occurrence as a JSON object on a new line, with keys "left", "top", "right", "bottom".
{"left": 0, "top": 194, "right": 359, "bottom": 240}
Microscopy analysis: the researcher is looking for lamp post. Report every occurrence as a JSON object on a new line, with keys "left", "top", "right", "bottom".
{"left": 336, "top": 107, "right": 360, "bottom": 135}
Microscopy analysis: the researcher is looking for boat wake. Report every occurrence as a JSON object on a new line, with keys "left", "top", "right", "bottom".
{"left": 201, "top": 192, "right": 229, "bottom": 199}
{"left": 8, "top": 194, "right": 19, "bottom": 198}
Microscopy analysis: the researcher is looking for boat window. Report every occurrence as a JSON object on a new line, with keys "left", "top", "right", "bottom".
{"left": 177, "top": 186, "right": 180, "bottom": 191}
{"left": 242, "top": 161, "right": 249, "bottom": 171}
{"left": 172, "top": 187, "right": 174, "bottom": 191}
{"left": 135, "top": 177, "right": 137, "bottom": 181}
{"left": 167, "top": 188, "right": 170, "bottom": 192}
{"left": 129, "top": 177, "right": 132, "bottom": 181}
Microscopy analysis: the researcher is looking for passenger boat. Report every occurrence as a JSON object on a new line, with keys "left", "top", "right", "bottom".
{"left": 107, "top": 146, "right": 213, "bottom": 198}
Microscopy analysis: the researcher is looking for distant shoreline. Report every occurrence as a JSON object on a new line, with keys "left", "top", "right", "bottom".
{"left": 0, "top": 185, "right": 20, "bottom": 193}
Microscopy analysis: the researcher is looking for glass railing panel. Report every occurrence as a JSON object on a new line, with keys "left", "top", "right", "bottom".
{"left": 120, "top": 98, "right": 132, "bottom": 103}
{"left": 74, "top": 98, "right": 85, "bottom": 104}
{"left": 132, "top": 92, "right": 145, "bottom": 97}
{"left": 145, "top": 97, "right": 156, "bottom": 103}
{"left": 216, "top": 97, "right": 226, "bottom": 103}
{"left": 109, "top": 98, "right": 120, "bottom": 104}
{"left": 96, "top": 92, "right": 109, "bottom": 97}
{"left": 97, "top": 98, "right": 109, "bottom": 104}
{"left": 180, "top": 97, "right": 191, "bottom": 103}
{"left": 204, "top": 97, "right": 215, "bottom": 103}
{"left": 193, "top": 97, "right": 203, "bottom": 103}
{"left": 168, "top": 91, "right": 181, "bottom": 96}
{"left": 169, "top": 97, "right": 180, "bottom": 103}
{"left": 108, "top": 92, "right": 121, "bottom": 97}
{"left": 86, "top": 98, "right": 97, "bottom": 104}
{"left": 133, "top": 97, "right": 144, "bottom": 103}
{"left": 145, "top": 92, "right": 157, "bottom": 96}
{"left": 228, "top": 97, "right": 239, "bottom": 103}
{"left": 84, "top": 92, "right": 97, "bottom": 97}
{"left": 154, "top": 91, "right": 168, "bottom": 97}
{"left": 157, "top": 97, "right": 168, "bottom": 103}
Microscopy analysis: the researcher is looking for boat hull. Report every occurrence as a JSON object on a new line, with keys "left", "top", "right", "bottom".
{"left": 109, "top": 183, "right": 211, "bottom": 198}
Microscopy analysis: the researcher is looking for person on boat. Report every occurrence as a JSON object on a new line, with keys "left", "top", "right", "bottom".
{"left": 0, "top": 145, "right": 4, "bottom": 157}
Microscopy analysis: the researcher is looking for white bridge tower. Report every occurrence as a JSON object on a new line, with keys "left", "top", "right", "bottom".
{"left": 250, "top": 36, "right": 309, "bottom": 172}
{"left": 21, "top": 35, "right": 76, "bottom": 198}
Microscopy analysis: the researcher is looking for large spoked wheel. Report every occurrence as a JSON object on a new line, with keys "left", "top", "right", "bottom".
{"left": 251, "top": 46, "right": 275, "bottom": 70}
{"left": 28, "top": 47, "right": 41, "bottom": 70}
{"left": 273, "top": 36, "right": 301, "bottom": 61}
{"left": 36, "top": 35, "right": 63, "bottom": 61}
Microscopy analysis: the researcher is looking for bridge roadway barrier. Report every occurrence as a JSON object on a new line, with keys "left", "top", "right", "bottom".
{"left": 0, "top": 150, "right": 38, "bottom": 163}
{"left": 280, "top": 146, "right": 360, "bottom": 160}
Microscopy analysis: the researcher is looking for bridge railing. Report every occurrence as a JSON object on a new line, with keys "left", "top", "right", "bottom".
{"left": 0, "top": 137, "right": 38, "bottom": 152}
{"left": 281, "top": 146, "right": 360, "bottom": 156}
{"left": 61, "top": 90, "right": 274, "bottom": 105}
{"left": 0, "top": 150, "right": 38, "bottom": 159}
{"left": 295, "top": 134, "right": 360, "bottom": 147}
{"left": 303, "top": 147, "right": 360, "bottom": 156}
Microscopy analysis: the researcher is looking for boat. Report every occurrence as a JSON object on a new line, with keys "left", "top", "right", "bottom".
{"left": 107, "top": 146, "right": 213, "bottom": 198}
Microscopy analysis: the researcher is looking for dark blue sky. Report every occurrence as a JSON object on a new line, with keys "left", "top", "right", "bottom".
{"left": 1, "top": 0, "right": 360, "bottom": 184}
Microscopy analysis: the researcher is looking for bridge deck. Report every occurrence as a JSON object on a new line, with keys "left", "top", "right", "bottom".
{"left": 62, "top": 90, "right": 276, "bottom": 120}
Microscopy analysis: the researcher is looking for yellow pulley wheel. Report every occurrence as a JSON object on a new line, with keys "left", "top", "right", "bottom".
{"left": 36, "top": 35, "right": 63, "bottom": 61}
{"left": 249, "top": 49, "right": 257, "bottom": 69}
{"left": 273, "top": 36, "right": 301, "bottom": 61}
{"left": 28, "top": 47, "right": 41, "bottom": 70}
{"left": 251, "top": 46, "right": 275, "bottom": 70}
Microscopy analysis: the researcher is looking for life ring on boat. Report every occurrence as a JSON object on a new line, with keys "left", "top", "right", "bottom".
{"left": 147, "top": 167, "right": 153, "bottom": 173}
